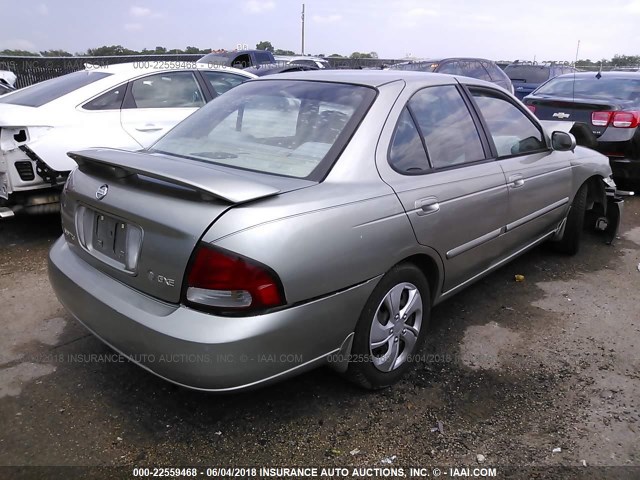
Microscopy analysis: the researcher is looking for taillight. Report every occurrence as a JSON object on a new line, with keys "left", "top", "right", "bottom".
{"left": 591, "top": 111, "right": 612, "bottom": 127}
{"left": 592, "top": 111, "right": 640, "bottom": 128}
{"left": 525, "top": 104, "right": 536, "bottom": 114}
{"left": 184, "top": 244, "right": 285, "bottom": 312}
{"left": 611, "top": 111, "right": 640, "bottom": 128}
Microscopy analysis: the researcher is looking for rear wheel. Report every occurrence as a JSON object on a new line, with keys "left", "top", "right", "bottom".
{"left": 555, "top": 183, "right": 587, "bottom": 255}
{"left": 346, "top": 264, "right": 430, "bottom": 389}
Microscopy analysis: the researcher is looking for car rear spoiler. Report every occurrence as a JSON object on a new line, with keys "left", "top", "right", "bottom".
{"left": 68, "top": 148, "right": 281, "bottom": 204}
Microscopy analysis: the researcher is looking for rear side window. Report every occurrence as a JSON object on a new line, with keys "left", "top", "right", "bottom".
{"left": 255, "top": 52, "right": 274, "bottom": 65}
{"left": 471, "top": 89, "right": 546, "bottom": 157}
{"left": 389, "top": 108, "right": 430, "bottom": 174}
{"left": 201, "top": 71, "right": 249, "bottom": 96}
{"left": 83, "top": 85, "right": 125, "bottom": 110}
{"left": 436, "top": 61, "right": 462, "bottom": 75}
{"left": 129, "top": 72, "right": 205, "bottom": 108}
{"left": 0, "top": 71, "right": 111, "bottom": 107}
{"left": 483, "top": 62, "right": 505, "bottom": 81}
{"left": 408, "top": 85, "right": 485, "bottom": 169}
{"left": 461, "top": 61, "right": 492, "bottom": 81}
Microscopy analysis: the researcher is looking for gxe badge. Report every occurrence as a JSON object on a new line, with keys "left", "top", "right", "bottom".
{"left": 95, "top": 184, "right": 109, "bottom": 200}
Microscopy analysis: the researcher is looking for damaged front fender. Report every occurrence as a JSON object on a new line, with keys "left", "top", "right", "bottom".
{"left": 599, "top": 177, "right": 630, "bottom": 245}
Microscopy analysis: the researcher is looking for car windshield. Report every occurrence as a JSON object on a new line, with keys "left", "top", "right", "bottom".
{"left": 150, "top": 80, "right": 376, "bottom": 179}
{"left": 0, "top": 70, "right": 111, "bottom": 107}
{"left": 504, "top": 65, "right": 551, "bottom": 83}
{"left": 389, "top": 62, "right": 438, "bottom": 72}
{"left": 534, "top": 75, "right": 640, "bottom": 101}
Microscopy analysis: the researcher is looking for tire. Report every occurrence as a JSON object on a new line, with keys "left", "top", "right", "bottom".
{"left": 345, "top": 263, "right": 431, "bottom": 390}
{"left": 555, "top": 183, "right": 588, "bottom": 255}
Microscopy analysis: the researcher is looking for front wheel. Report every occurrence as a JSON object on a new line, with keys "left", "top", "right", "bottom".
{"left": 345, "top": 263, "right": 431, "bottom": 389}
{"left": 554, "top": 183, "right": 587, "bottom": 255}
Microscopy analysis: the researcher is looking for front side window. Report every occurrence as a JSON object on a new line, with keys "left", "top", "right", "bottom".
{"left": 471, "top": 89, "right": 546, "bottom": 157}
{"left": 129, "top": 72, "right": 204, "bottom": 108}
{"left": 150, "top": 80, "right": 375, "bottom": 179}
{"left": 408, "top": 85, "right": 485, "bottom": 169}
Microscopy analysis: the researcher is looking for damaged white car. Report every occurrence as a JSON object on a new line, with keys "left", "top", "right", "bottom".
{"left": 0, "top": 63, "right": 255, "bottom": 218}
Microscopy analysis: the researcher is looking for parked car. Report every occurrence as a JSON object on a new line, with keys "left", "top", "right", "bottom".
{"left": 274, "top": 55, "right": 331, "bottom": 69}
{"left": 0, "top": 63, "right": 255, "bottom": 218}
{"left": 0, "top": 70, "right": 17, "bottom": 88}
{"left": 198, "top": 50, "right": 276, "bottom": 69}
{"left": 523, "top": 71, "right": 640, "bottom": 184}
{"left": 389, "top": 58, "right": 513, "bottom": 93}
{"left": 505, "top": 62, "right": 577, "bottom": 100}
{"left": 244, "top": 64, "right": 318, "bottom": 76}
{"left": 0, "top": 82, "right": 14, "bottom": 96}
{"left": 49, "top": 70, "right": 623, "bottom": 392}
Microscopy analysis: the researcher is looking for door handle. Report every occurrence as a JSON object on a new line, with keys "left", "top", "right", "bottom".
{"left": 509, "top": 174, "right": 525, "bottom": 188}
{"left": 135, "top": 125, "right": 163, "bottom": 132}
{"left": 415, "top": 197, "right": 440, "bottom": 216}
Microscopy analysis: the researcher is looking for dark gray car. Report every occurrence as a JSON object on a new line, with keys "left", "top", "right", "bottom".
{"left": 389, "top": 58, "right": 514, "bottom": 93}
{"left": 49, "top": 71, "right": 623, "bottom": 392}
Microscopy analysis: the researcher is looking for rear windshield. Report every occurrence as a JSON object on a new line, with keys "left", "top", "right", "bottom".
{"left": 534, "top": 75, "right": 640, "bottom": 101}
{"left": 503, "top": 65, "right": 550, "bottom": 83}
{"left": 0, "top": 70, "right": 111, "bottom": 107}
{"left": 150, "top": 80, "right": 376, "bottom": 180}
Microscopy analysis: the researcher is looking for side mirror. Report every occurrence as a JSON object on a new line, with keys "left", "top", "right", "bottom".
{"left": 551, "top": 131, "right": 576, "bottom": 152}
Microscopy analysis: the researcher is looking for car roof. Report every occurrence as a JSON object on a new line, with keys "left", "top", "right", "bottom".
{"left": 87, "top": 62, "right": 253, "bottom": 78}
{"left": 252, "top": 69, "right": 496, "bottom": 89}
{"left": 554, "top": 71, "right": 640, "bottom": 80}
{"left": 402, "top": 57, "right": 496, "bottom": 64}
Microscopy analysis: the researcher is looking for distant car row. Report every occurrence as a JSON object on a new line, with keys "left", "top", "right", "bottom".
{"left": 0, "top": 63, "right": 255, "bottom": 217}
{"left": 1, "top": 55, "right": 638, "bottom": 218}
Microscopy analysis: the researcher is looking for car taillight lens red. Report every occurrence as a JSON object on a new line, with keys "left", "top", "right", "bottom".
{"left": 185, "top": 244, "right": 284, "bottom": 311}
{"left": 591, "top": 111, "right": 612, "bottom": 127}
{"left": 611, "top": 111, "right": 640, "bottom": 128}
{"left": 525, "top": 104, "right": 536, "bottom": 114}
{"left": 592, "top": 111, "right": 640, "bottom": 128}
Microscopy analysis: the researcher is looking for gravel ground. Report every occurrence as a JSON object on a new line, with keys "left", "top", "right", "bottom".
{"left": 0, "top": 196, "right": 639, "bottom": 480}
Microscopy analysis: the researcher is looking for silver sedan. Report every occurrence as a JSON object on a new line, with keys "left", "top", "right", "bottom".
{"left": 49, "top": 71, "right": 623, "bottom": 392}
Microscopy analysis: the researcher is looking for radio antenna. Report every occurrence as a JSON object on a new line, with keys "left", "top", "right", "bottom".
{"left": 573, "top": 40, "right": 580, "bottom": 103}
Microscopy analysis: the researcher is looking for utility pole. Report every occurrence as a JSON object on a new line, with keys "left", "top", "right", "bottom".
{"left": 301, "top": 4, "right": 305, "bottom": 55}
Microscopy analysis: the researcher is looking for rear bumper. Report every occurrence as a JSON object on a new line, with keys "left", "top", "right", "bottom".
{"left": 610, "top": 158, "right": 640, "bottom": 181}
{"left": 48, "top": 237, "right": 377, "bottom": 391}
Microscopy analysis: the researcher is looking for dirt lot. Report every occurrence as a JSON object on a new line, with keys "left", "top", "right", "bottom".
{"left": 0, "top": 197, "right": 639, "bottom": 479}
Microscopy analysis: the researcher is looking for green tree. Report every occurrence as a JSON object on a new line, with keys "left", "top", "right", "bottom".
{"left": 349, "top": 52, "right": 374, "bottom": 59}
{"left": 256, "top": 41, "right": 274, "bottom": 52}
{"left": 86, "top": 45, "right": 138, "bottom": 56}
{"left": 328, "top": 53, "right": 343, "bottom": 58}
{"left": 0, "top": 49, "right": 38, "bottom": 56}
{"left": 274, "top": 49, "right": 296, "bottom": 55}
{"left": 40, "top": 49, "right": 73, "bottom": 57}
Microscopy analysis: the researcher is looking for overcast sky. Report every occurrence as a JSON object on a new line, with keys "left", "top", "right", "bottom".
{"left": 1, "top": 0, "right": 639, "bottom": 60}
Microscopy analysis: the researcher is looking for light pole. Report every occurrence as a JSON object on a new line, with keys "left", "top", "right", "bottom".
{"left": 301, "top": 3, "right": 305, "bottom": 55}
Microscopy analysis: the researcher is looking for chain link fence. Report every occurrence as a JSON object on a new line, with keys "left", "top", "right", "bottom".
{"left": 0, "top": 55, "right": 408, "bottom": 89}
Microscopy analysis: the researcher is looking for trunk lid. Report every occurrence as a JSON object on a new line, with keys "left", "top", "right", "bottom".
{"left": 62, "top": 148, "right": 314, "bottom": 303}
{"left": 527, "top": 96, "right": 633, "bottom": 137}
